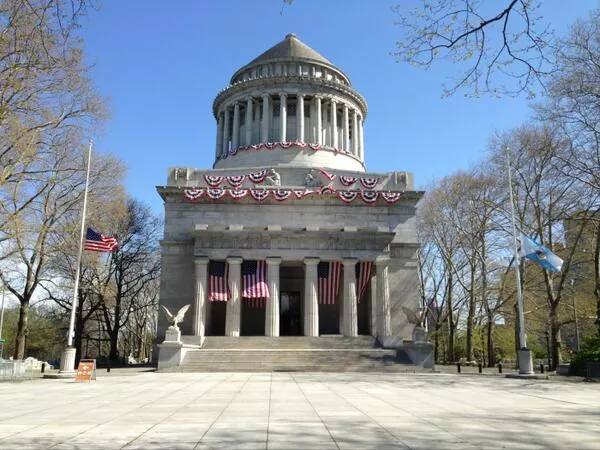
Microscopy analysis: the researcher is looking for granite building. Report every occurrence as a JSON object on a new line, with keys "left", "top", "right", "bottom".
{"left": 157, "top": 34, "right": 424, "bottom": 358}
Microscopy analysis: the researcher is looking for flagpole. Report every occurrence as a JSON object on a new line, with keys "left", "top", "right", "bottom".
{"left": 506, "top": 148, "right": 534, "bottom": 375}
{"left": 59, "top": 140, "right": 93, "bottom": 375}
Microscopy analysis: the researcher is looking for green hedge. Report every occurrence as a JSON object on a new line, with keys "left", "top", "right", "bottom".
{"left": 569, "top": 335, "right": 600, "bottom": 376}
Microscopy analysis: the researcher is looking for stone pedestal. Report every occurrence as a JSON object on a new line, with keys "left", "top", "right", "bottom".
{"left": 518, "top": 349, "right": 534, "bottom": 375}
{"left": 59, "top": 346, "right": 76, "bottom": 375}
{"left": 412, "top": 327, "right": 428, "bottom": 343}
{"left": 165, "top": 326, "right": 182, "bottom": 343}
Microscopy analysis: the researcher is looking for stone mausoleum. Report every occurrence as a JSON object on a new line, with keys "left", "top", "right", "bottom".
{"left": 157, "top": 34, "right": 426, "bottom": 370}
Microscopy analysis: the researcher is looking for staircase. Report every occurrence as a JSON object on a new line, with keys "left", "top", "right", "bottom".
{"left": 174, "top": 336, "right": 427, "bottom": 372}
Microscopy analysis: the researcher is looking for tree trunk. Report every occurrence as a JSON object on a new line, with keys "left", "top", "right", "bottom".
{"left": 446, "top": 268, "right": 455, "bottom": 362}
{"left": 487, "top": 311, "right": 495, "bottom": 367}
{"left": 109, "top": 328, "right": 119, "bottom": 361}
{"left": 549, "top": 306, "right": 562, "bottom": 371}
{"left": 434, "top": 322, "right": 441, "bottom": 363}
{"left": 466, "top": 264, "right": 476, "bottom": 361}
{"left": 13, "top": 301, "right": 30, "bottom": 360}
{"left": 75, "top": 302, "right": 84, "bottom": 364}
{"left": 594, "top": 221, "right": 600, "bottom": 335}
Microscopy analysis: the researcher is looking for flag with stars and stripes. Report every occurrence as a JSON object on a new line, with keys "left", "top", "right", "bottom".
{"left": 355, "top": 261, "right": 372, "bottom": 303}
{"left": 242, "top": 260, "right": 269, "bottom": 299}
{"left": 209, "top": 261, "right": 230, "bottom": 301}
{"left": 318, "top": 261, "right": 341, "bottom": 305}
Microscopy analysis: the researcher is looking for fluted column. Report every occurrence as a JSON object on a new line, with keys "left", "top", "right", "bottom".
{"left": 280, "top": 93, "right": 287, "bottom": 142}
{"left": 342, "top": 104, "right": 349, "bottom": 152}
{"left": 216, "top": 113, "right": 223, "bottom": 159}
{"left": 297, "top": 93, "right": 305, "bottom": 142}
{"left": 359, "top": 115, "right": 365, "bottom": 160}
{"left": 261, "top": 94, "right": 270, "bottom": 142}
{"left": 376, "top": 258, "right": 391, "bottom": 338}
{"left": 331, "top": 100, "right": 338, "bottom": 149}
{"left": 352, "top": 109, "right": 359, "bottom": 156}
{"left": 232, "top": 102, "right": 240, "bottom": 151}
{"left": 265, "top": 257, "right": 282, "bottom": 336}
{"left": 225, "top": 257, "right": 243, "bottom": 337}
{"left": 222, "top": 107, "right": 230, "bottom": 156}
{"left": 245, "top": 97, "right": 253, "bottom": 145}
{"left": 315, "top": 96, "right": 322, "bottom": 145}
{"left": 303, "top": 257, "right": 320, "bottom": 336}
{"left": 193, "top": 257, "right": 209, "bottom": 337}
{"left": 342, "top": 258, "right": 358, "bottom": 337}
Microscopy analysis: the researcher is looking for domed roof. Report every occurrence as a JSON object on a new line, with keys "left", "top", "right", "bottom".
{"left": 248, "top": 33, "right": 332, "bottom": 66}
{"left": 230, "top": 34, "right": 350, "bottom": 85}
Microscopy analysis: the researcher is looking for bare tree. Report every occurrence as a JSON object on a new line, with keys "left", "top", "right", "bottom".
{"left": 392, "top": 0, "right": 555, "bottom": 97}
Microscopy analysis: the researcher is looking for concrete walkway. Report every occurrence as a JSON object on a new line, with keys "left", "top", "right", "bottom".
{"left": 0, "top": 372, "right": 598, "bottom": 449}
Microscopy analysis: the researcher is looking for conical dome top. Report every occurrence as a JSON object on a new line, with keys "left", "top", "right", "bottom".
{"left": 248, "top": 33, "right": 332, "bottom": 66}
{"left": 230, "top": 34, "right": 349, "bottom": 85}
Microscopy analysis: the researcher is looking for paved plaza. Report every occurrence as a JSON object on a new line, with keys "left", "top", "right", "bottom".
{"left": 0, "top": 371, "right": 598, "bottom": 449}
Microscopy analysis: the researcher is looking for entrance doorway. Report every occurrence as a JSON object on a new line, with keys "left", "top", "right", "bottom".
{"left": 280, "top": 292, "right": 302, "bottom": 336}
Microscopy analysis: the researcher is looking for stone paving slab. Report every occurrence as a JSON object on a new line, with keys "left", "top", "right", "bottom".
{"left": 0, "top": 372, "right": 598, "bottom": 449}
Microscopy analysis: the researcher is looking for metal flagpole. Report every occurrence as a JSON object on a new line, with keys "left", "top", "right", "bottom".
{"left": 506, "top": 148, "right": 534, "bottom": 375}
{"left": 58, "top": 140, "right": 93, "bottom": 375}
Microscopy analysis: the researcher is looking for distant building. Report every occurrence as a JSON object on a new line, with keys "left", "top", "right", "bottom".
{"left": 157, "top": 34, "right": 423, "bottom": 350}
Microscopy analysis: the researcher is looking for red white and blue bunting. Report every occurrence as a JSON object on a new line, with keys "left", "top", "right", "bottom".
{"left": 182, "top": 187, "right": 405, "bottom": 204}
{"left": 227, "top": 175, "right": 245, "bottom": 187}
{"left": 248, "top": 169, "right": 268, "bottom": 184}
{"left": 217, "top": 141, "right": 361, "bottom": 162}
{"left": 204, "top": 175, "right": 224, "bottom": 187}
{"left": 339, "top": 176, "right": 358, "bottom": 187}
{"left": 360, "top": 177, "right": 380, "bottom": 189}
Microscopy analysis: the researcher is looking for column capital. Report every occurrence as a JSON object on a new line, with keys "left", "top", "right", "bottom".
{"left": 303, "top": 257, "right": 320, "bottom": 265}
{"left": 342, "top": 257, "right": 359, "bottom": 266}
{"left": 266, "top": 257, "right": 282, "bottom": 265}
{"left": 226, "top": 256, "right": 243, "bottom": 265}
{"left": 375, "top": 257, "right": 391, "bottom": 266}
{"left": 262, "top": 93, "right": 270, "bottom": 100}
{"left": 233, "top": 101, "right": 240, "bottom": 108}
{"left": 246, "top": 96, "right": 253, "bottom": 102}
{"left": 297, "top": 92, "right": 305, "bottom": 98}
{"left": 194, "top": 257, "right": 209, "bottom": 266}
{"left": 280, "top": 92, "right": 288, "bottom": 98}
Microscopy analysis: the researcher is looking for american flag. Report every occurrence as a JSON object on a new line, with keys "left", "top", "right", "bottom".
{"left": 355, "top": 261, "right": 372, "bottom": 303}
{"left": 209, "top": 261, "right": 230, "bottom": 301}
{"left": 83, "top": 227, "right": 118, "bottom": 252}
{"left": 318, "top": 261, "right": 341, "bottom": 305}
{"left": 242, "top": 260, "right": 269, "bottom": 300}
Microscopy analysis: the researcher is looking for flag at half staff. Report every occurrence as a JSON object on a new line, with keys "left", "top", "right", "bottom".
{"left": 84, "top": 227, "right": 118, "bottom": 252}
{"left": 518, "top": 233, "right": 563, "bottom": 273}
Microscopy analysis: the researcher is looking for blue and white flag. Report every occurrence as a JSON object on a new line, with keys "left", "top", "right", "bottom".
{"left": 518, "top": 234, "right": 563, "bottom": 273}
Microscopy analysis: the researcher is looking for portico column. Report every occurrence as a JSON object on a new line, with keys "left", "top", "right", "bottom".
{"left": 232, "top": 102, "right": 240, "bottom": 151}
{"left": 331, "top": 100, "right": 338, "bottom": 149}
{"left": 261, "top": 94, "right": 270, "bottom": 142}
{"left": 359, "top": 115, "right": 365, "bottom": 160}
{"left": 265, "top": 257, "right": 282, "bottom": 336}
{"left": 225, "top": 257, "right": 243, "bottom": 337}
{"left": 216, "top": 113, "right": 223, "bottom": 159}
{"left": 193, "top": 257, "right": 209, "bottom": 337}
{"left": 343, "top": 104, "right": 349, "bottom": 152}
{"left": 315, "top": 96, "right": 322, "bottom": 145}
{"left": 352, "top": 109, "right": 359, "bottom": 156}
{"left": 376, "top": 258, "right": 391, "bottom": 338}
{"left": 342, "top": 258, "right": 358, "bottom": 337}
{"left": 303, "top": 257, "right": 320, "bottom": 336}
{"left": 245, "top": 97, "right": 253, "bottom": 145}
{"left": 222, "top": 107, "right": 230, "bottom": 156}
{"left": 297, "top": 93, "right": 305, "bottom": 142}
{"left": 280, "top": 93, "right": 287, "bottom": 142}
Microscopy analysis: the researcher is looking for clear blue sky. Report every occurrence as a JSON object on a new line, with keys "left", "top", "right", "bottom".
{"left": 81, "top": 1, "right": 598, "bottom": 215}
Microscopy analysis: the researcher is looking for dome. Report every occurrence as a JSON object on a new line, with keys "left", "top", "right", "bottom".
{"left": 212, "top": 35, "right": 367, "bottom": 172}
{"left": 230, "top": 34, "right": 350, "bottom": 86}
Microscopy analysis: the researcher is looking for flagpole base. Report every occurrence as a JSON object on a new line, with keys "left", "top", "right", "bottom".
{"left": 518, "top": 349, "right": 534, "bottom": 375}
{"left": 59, "top": 346, "right": 77, "bottom": 375}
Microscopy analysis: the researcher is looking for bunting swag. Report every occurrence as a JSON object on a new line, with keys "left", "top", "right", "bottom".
{"left": 248, "top": 169, "right": 268, "bottom": 183}
{"left": 184, "top": 188, "right": 204, "bottom": 200}
{"left": 242, "top": 260, "right": 269, "bottom": 298}
{"left": 227, "top": 175, "right": 245, "bottom": 187}
{"left": 318, "top": 261, "right": 342, "bottom": 305}
{"left": 339, "top": 176, "right": 358, "bottom": 187}
{"left": 215, "top": 141, "right": 360, "bottom": 161}
{"left": 204, "top": 175, "right": 224, "bottom": 187}
{"left": 355, "top": 261, "right": 372, "bottom": 303}
{"left": 318, "top": 169, "right": 337, "bottom": 181}
{"left": 181, "top": 188, "right": 405, "bottom": 204}
{"left": 209, "top": 261, "right": 230, "bottom": 301}
{"left": 360, "top": 177, "right": 379, "bottom": 189}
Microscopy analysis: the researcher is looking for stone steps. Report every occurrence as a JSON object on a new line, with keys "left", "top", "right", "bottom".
{"left": 201, "top": 335, "right": 378, "bottom": 350}
{"left": 172, "top": 336, "right": 429, "bottom": 372}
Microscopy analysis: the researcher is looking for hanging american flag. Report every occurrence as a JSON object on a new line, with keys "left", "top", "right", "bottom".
{"left": 209, "top": 261, "right": 230, "bottom": 301}
{"left": 355, "top": 261, "right": 372, "bottom": 303}
{"left": 242, "top": 260, "right": 269, "bottom": 299}
{"left": 318, "top": 261, "right": 341, "bottom": 305}
{"left": 83, "top": 227, "right": 118, "bottom": 252}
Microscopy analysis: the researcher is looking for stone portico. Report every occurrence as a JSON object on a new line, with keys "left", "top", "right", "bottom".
{"left": 157, "top": 34, "right": 426, "bottom": 369}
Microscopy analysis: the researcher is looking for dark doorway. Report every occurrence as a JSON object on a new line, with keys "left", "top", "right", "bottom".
{"left": 280, "top": 292, "right": 302, "bottom": 336}
{"left": 241, "top": 299, "right": 266, "bottom": 336}
{"left": 208, "top": 301, "right": 226, "bottom": 336}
